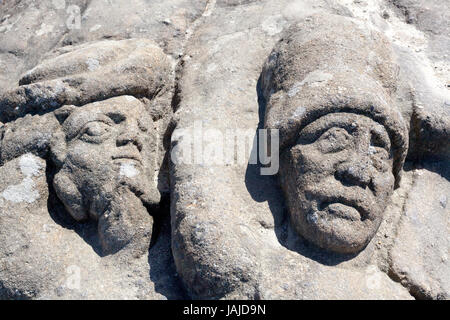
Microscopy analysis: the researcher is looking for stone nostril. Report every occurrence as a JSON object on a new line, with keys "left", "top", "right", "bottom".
{"left": 335, "top": 161, "right": 371, "bottom": 189}
{"left": 135, "top": 139, "right": 143, "bottom": 152}
{"left": 116, "top": 135, "right": 143, "bottom": 151}
{"left": 116, "top": 137, "right": 129, "bottom": 147}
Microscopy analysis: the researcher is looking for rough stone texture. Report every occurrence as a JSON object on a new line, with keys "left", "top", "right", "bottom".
{"left": 0, "top": 112, "right": 60, "bottom": 165}
{"left": 0, "top": 0, "right": 205, "bottom": 92}
{"left": 170, "top": 0, "right": 448, "bottom": 300}
{"left": 0, "top": 1, "right": 204, "bottom": 298}
{"left": 390, "top": 0, "right": 450, "bottom": 65}
{"left": 0, "top": 38, "right": 173, "bottom": 123}
{"left": 0, "top": 0, "right": 449, "bottom": 300}
{"left": 390, "top": 162, "right": 449, "bottom": 300}
{"left": 0, "top": 154, "right": 184, "bottom": 299}
{"left": 0, "top": 0, "right": 90, "bottom": 92}
{"left": 387, "top": 0, "right": 450, "bottom": 162}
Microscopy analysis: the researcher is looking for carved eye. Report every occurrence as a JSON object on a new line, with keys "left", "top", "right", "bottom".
{"left": 317, "top": 127, "right": 352, "bottom": 154}
{"left": 80, "top": 121, "right": 111, "bottom": 142}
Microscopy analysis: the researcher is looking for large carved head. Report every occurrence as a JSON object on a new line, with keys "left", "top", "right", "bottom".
{"left": 262, "top": 14, "right": 408, "bottom": 254}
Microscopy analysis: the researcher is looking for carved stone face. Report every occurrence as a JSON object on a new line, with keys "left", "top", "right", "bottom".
{"left": 279, "top": 113, "right": 395, "bottom": 254}
{"left": 53, "top": 96, "right": 160, "bottom": 254}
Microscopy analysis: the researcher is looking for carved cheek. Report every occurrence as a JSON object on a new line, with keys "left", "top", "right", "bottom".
{"left": 293, "top": 143, "right": 344, "bottom": 179}
{"left": 371, "top": 169, "right": 395, "bottom": 198}
{"left": 66, "top": 140, "right": 112, "bottom": 170}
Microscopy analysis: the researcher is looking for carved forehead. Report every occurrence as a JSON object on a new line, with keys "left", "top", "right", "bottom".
{"left": 62, "top": 96, "right": 151, "bottom": 137}
{"left": 298, "top": 113, "right": 391, "bottom": 145}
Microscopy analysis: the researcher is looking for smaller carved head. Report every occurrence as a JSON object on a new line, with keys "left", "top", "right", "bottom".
{"left": 0, "top": 38, "right": 173, "bottom": 256}
{"left": 51, "top": 96, "right": 160, "bottom": 254}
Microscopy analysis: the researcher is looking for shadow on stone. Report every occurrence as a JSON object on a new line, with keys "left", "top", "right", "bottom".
{"left": 45, "top": 158, "right": 105, "bottom": 257}
{"left": 148, "top": 195, "right": 189, "bottom": 300}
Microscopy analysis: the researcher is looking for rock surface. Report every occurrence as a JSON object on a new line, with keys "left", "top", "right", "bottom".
{"left": 170, "top": 0, "right": 448, "bottom": 299}
{"left": 0, "top": 0, "right": 448, "bottom": 300}
{"left": 390, "top": 162, "right": 449, "bottom": 299}
{"left": 0, "top": 154, "right": 184, "bottom": 299}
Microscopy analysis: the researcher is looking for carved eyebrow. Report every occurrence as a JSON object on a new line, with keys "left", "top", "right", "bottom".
{"left": 66, "top": 113, "right": 114, "bottom": 140}
{"left": 298, "top": 122, "right": 354, "bottom": 144}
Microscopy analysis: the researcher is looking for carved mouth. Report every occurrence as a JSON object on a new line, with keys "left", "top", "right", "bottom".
{"left": 112, "top": 154, "right": 142, "bottom": 165}
{"left": 318, "top": 198, "right": 370, "bottom": 221}
{"left": 305, "top": 190, "right": 373, "bottom": 221}
{"left": 319, "top": 202, "right": 362, "bottom": 221}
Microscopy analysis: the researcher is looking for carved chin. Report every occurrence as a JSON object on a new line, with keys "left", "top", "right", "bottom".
{"left": 97, "top": 188, "right": 154, "bottom": 256}
{"left": 292, "top": 205, "right": 380, "bottom": 254}
{"left": 116, "top": 178, "right": 161, "bottom": 211}
{"left": 54, "top": 169, "right": 159, "bottom": 255}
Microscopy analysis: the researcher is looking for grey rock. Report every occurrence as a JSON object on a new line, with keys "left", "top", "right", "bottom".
{"left": 0, "top": 0, "right": 448, "bottom": 301}
{"left": 169, "top": 1, "right": 447, "bottom": 299}
{"left": 0, "top": 0, "right": 90, "bottom": 92}
{"left": 0, "top": 0, "right": 205, "bottom": 92}
{"left": 390, "top": 0, "right": 450, "bottom": 60}
{"left": 0, "top": 19, "right": 183, "bottom": 298}
{"left": 388, "top": 0, "right": 450, "bottom": 162}
{"left": 0, "top": 153, "right": 184, "bottom": 299}
{"left": 390, "top": 163, "right": 450, "bottom": 300}
{"left": 0, "top": 38, "right": 173, "bottom": 123}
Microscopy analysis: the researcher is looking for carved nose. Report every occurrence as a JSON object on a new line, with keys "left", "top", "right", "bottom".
{"left": 335, "top": 158, "right": 372, "bottom": 189}
{"left": 116, "top": 132, "right": 143, "bottom": 151}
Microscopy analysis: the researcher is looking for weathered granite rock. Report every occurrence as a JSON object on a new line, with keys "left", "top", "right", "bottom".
{"left": 0, "top": 112, "right": 60, "bottom": 165}
{"left": 0, "top": 38, "right": 173, "bottom": 123}
{"left": 0, "top": 0, "right": 448, "bottom": 300}
{"left": 387, "top": 0, "right": 450, "bottom": 161}
{"left": 170, "top": 0, "right": 448, "bottom": 300}
{"left": 0, "top": 153, "right": 185, "bottom": 299}
{"left": 0, "top": 0, "right": 205, "bottom": 92}
{"left": 0, "top": 0, "right": 90, "bottom": 92}
{"left": 390, "top": 0, "right": 450, "bottom": 62}
{"left": 390, "top": 162, "right": 449, "bottom": 300}
{"left": 0, "top": 12, "right": 188, "bottom": 298}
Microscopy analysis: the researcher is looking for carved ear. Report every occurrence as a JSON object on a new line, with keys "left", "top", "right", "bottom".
{"left": 53, "top": 170, "right": 88, "bottom": 221}
{"left": 50, "top": 127, "right": 68, "bottom": 169}
{"left": 50, "top": 105, "right": 77, "bottom": 167}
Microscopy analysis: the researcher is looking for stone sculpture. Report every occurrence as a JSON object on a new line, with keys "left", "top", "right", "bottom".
{"left": 0, "top": 0, "right": 448, "bottom": 300}
{"left": 0, "top": 38, "right": 179, "bottom": 299}
{"left": 1, "top": 38, "right": 172, "bottom": 256}
{"left": 262, "top": 13, "right": 408, "bottom": 254}
{"left": 51, "top": 97, "right": 160, "bottom": 255}
{"left": 167, "top": 4, "right": 448, "bottom": 299}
